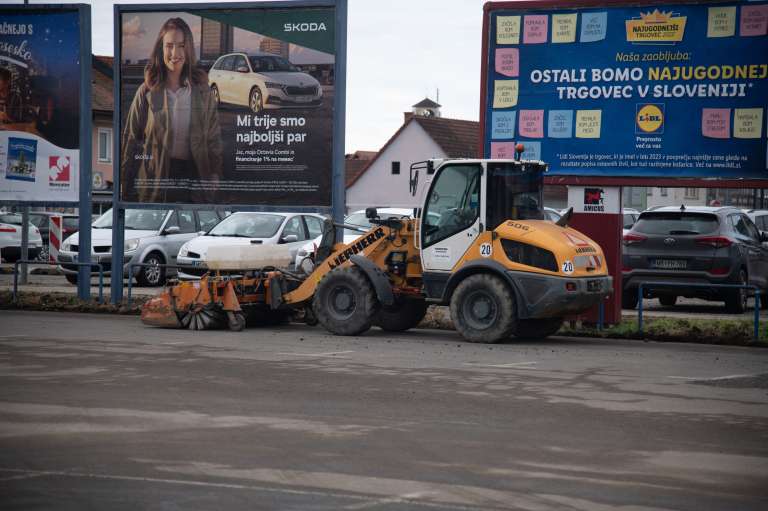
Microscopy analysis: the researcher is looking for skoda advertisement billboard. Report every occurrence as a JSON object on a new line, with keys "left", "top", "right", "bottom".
{"left": 482, "top": 1, "right": 768, "bottom": 179}
{"left": 117, "top": 2, "right": 337, "bottom": 205}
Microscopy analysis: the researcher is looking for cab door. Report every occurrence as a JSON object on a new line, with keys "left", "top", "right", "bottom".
{"left": 420, "top": 163, "right": 483, "bottom": 272}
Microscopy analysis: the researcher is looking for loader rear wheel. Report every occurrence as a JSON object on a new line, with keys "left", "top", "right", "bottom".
{"left": 450, "top": 274, "right": 516, "bottom": 343}
{"left": 513, "top": 318, "right": 563, "bottom": 340}
{"left": 374, "top": 298, "right": 428, "bottom": 332}
{"left": 313, "top": 266, "right": 378, "bottom": 336}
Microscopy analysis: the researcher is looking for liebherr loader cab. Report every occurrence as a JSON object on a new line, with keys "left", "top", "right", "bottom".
{"left": 141, "top": 157, "right": 611, "bottom": 343}
{"left": 415, "top": 159, "right": 612, "bottom": 341}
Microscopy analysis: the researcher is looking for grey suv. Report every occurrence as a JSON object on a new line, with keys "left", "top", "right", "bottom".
{"left": 622, "top": 206, "right": 768, "bottom": 313}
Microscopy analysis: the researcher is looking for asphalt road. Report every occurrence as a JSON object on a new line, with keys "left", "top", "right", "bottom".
{"left": 1, "top": 310, "right": 767, "bottom": 510}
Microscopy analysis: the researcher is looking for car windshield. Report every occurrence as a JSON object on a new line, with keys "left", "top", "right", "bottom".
{"left": 208, "top": 213, "right": 284, "bottom": 238}
{"left": 249, "top": 55, "right": 299, "bottom": 72}
{"left": 633, "top": 212, "right": 719, "bottom": 235}
{"left": 92, "top": 209, "right": 167, "bottom": 231}
{"left": 0, "top": 213, "right": 22, "bottom": 225}
{"left": 344, "top": 213, "right": 372, "bottom": 237}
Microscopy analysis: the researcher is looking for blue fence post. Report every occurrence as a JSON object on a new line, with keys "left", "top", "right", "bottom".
{"left": 753, "top": 286, "right": 760, "bottom": 342}
{"left": 637, "top": 283, "right": 644, "bottom": 335}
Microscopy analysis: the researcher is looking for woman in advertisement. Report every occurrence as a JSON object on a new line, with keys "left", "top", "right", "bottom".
{"left": 121, "top": 17, "right": 223, "bottom": 203}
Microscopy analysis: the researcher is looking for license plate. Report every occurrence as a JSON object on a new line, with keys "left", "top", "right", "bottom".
{"left": 295, "top": 96, "right": 312, "bottom": 102}
{"left": 650, "top": 259, "right": 687, "bottom": 270}
{"left": 192, "top": 260, "right": 205, "bottom": 267}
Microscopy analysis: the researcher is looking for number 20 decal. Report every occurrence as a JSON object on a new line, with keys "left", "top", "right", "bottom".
{"left": 479, "top": 242, "right": 492, "bottom": 257}
{"left": 562, "top": 260, "right": 574, "bottom": 274}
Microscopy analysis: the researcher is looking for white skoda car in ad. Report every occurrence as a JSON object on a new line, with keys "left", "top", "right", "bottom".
{"left": 208, "top": 52, "right": 323, "bottom": 113}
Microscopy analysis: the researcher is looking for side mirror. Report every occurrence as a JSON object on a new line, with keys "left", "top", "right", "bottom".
{"left": 236, "top": 66, "right": 249, "bottom": 73}
{"left": 365, "top": 207, "right": 378, "bottom": 220}
{"left": 197, "top": 230, "right": 207, "bottom": 236}
{"left": 760, "top": 231, "right": 768, "bottom": 243}
{"left": 556, "top": 207, "right": 573, "bottom": 227}
{"left": 163, "top": 225, "right": 180, "bottom": 235}
{"left": 281, "top": 234, "right": 299, "bottom": 243}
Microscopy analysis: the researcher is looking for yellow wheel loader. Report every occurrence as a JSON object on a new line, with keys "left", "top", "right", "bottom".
{"left": 142, "top": 158, "right": 612, "bottom": 343}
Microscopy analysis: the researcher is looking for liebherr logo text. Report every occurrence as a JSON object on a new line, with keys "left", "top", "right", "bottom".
{"left": 284, "top": 22, "right": 327, "bottom": 32}
{"left": 327, "top": 228, "right": 385, "bottom": 269}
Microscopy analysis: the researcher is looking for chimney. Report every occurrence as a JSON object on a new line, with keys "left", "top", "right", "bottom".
{"left": 404, "top": 111, "right": 413, "bottom": 123}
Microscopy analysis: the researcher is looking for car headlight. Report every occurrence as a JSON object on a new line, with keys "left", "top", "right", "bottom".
{"left": 178, "top": 244, "right": 189, "bottom": 258}
{"left": 264, "top": 82, "right": 284, "bottom": 90}
{"left": 124, "top": 238, "right": 139, "bottom": 251}
{"left": 62, "top": 241, "right": 71, "bottom": 251}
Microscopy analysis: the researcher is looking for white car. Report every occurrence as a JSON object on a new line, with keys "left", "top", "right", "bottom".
{"left": 294, "top": 208, "right": 413, "bottom": 271}
{"left": 0, "top": 212, "right": 43, "bottom": 262}
{"left": 177, "top": 212, "right": 326, "bottom": 279}
{"left": 623, "top": 208, "right": 641, "bottom": 236}
{"left": 208, "top": 52, "right": 322, "bottom": 113}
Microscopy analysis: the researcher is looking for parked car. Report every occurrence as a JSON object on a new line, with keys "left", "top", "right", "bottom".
{"left": 622, "top": 206, "right": 768, "bottom": 313}
{"left": 58, "top": 208, "right": 227, "bottom": 286}
{"left": 208, "top": 52, "right": 322, "bottom": 113}
{"left": 28, "top": 211, "right": 80, "bottom": 261}
{"left": 294, "top": 208, "right": 414, "bottom": 271}
{"left": 177, "top": 212, "right": 326, "bottom": 280}
{"left": 0, "top": 212, "right": 43, "bottom": 262}
{"left": 543, "top": 207, "right": 562, "bottom": 222}
{"left": 745, "top": 209, "right": 768, "bottom": 232}
{"left": 622, "top": 208, "right": 641, "bottom": 235}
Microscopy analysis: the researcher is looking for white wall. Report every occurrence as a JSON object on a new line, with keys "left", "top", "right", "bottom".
{"left": 346, "top": 122, "right": 446, "bottom": 213}
{"left": 646, "top": 187, "right": 708, "bottom": 209}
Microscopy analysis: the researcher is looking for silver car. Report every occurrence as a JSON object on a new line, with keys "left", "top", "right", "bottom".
{"left": 58, "top": 208, "right": 226, "bottom": 286}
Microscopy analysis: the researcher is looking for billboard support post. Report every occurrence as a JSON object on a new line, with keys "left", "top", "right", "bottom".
{"left": 20, "top": 207, "right": 29, "bottom": 284}
{"left": 111, "top": 3, "right": 123, "bottom": 306}
{"left": 77, "top": 5, "right": 93, "bottom": 301}
{"left": 332, "top": 0, "right": 348, "bottom": 231}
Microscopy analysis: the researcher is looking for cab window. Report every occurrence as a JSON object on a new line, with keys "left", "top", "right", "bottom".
{"left": 422, "top": 164, "right": 481, "bottom": 247}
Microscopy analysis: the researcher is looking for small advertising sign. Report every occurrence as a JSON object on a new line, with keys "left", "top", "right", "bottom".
{"left": 0, "top": 8, "right": 83, "bottom": 201}
{"left": 567, "top": 185, "right": 621, "bottom": 214}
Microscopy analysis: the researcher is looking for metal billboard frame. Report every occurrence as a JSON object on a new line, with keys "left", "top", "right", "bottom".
{"left": 0, "top": 3, "right": 93, "bottom": 300}
{"left": 479, "top": 0, "right": 768, "bottom": 189}
{"left": 111, "top": 0, "right": 347, "bottom": 303}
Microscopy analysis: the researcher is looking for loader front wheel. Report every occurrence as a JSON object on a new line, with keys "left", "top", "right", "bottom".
{"left": 313, "top": 266, "right": 378, "bottom": 336}
{"left": 450, "top": 273, "right": 516, "bottom": 343}
{"left": 374, "top": 298, "right": 428, "bottom": 332}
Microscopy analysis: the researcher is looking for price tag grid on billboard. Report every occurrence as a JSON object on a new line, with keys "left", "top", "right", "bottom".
{"left": 483, "top": 1, "right": 768, "bottom": 180}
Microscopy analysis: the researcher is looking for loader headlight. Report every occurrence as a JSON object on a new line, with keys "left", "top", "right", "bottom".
{"left": 124, "top": 238, "right": 139, "bottom": 252}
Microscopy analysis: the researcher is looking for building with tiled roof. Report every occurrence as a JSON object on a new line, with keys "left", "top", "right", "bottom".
{"left": 346, "top": 102, "right": 478, "bottom": 213}
{"left": 91, "top": 56, "right": 115, "bottom": 197}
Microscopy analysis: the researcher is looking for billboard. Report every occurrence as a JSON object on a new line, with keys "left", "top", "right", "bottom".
{"left": 117, "top": 2, "right": 337, "bottom": 205}
{"left": 482, "top": 1, "right": 768, "bottom": 179}
{"left": 0, "top": 8, "right": 83, "bottom": 202}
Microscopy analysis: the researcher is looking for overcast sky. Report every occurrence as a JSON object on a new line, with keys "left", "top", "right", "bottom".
{"left": 14, "top": 0, "right": 487, "bottom": 153}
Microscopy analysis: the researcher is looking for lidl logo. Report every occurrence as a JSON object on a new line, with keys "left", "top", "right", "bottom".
{"left": 635, "top": 104, "right": 665, "bottom": 134}
{"left": 626, "top": 9, "right": 686, "bottom": 43}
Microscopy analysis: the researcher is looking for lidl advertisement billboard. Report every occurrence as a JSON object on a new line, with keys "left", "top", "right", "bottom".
{"left": 482, "top": 1, "right": 768, "bottom": 179}
{"left": 117, "top": 2, "right": 337, "bottom": 205}
{"left": 0, "top": 7, "right": 83, "bottom": 202}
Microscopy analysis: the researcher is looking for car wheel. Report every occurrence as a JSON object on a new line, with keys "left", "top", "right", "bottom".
{"left": 450, "top": 274, "right": 516, "bottom": 343}
{"left": 249, "top": 86, "right": 263, "bottom": 113}
{"left": 621, "top": 289, "right": 638, "bottom": 309}
{"left": 35, "top": 245, "right": 50, "bottom": 263}
{"left": 211, "top": 85, "right": 220, "bottom": 107}
{"left": 65, "top": 273, "right": 78, "bottom": 285}
{"left": 659, "top": 295, "right": 677, "bottom": 307}
{"left": 136, "top": 252, "right": 166, "bottom": 287}
{"left": 725, "top": 269, "right": 748, "bottom": 314}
